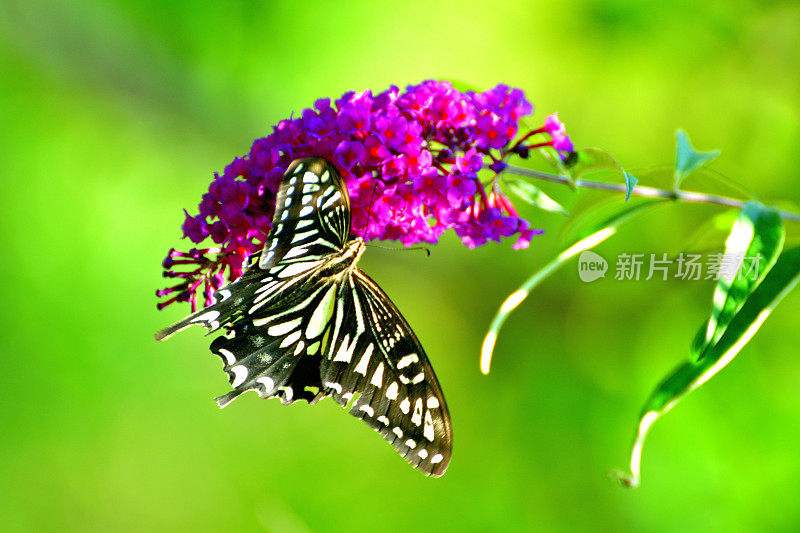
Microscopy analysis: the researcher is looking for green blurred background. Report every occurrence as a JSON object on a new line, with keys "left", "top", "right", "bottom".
{"left": 2, "top": 1, "right": 799, "bottom": 531}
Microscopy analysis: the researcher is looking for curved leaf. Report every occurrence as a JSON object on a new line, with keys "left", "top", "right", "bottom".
{"left": 503, "top": 177, "right": 569, "bottom": 216}
{"left": 614, "top": 217, "right": 793, "bottom": 490}
{"left": 480, "top": 199, "right": 666, "bottom": 374}
{"left": 698, "top": 202, "right": 784, "bottom": 354}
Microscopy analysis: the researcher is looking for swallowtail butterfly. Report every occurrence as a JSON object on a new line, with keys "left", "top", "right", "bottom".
{"left": 156, "top": 158, "right": 453, "bottom": 476}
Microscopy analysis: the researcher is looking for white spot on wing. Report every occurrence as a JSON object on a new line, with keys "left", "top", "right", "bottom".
{"left": 431, "top": 454, "right": 443, "bottom": 464}
{"left": 418, "top": 449, "right": 428, "bottom": 459}
{"left": 322, "top": 191, "right": 342, "bottom": 210}
{"left": 354, "top": 344, "right": 374, "bottom": 375}
{"left": 218, "top": 348, "right": 236, "bottom": 365}
{"left": 257, "top": 376, "right": 274, "bottom": 393}
{"left": 282, "top": 247, "right": 307, "bottom": 259}
{"left": 397, "top": 353, "right": 419, "bottom": 369}
{"left": 411, "top": 398, "right": 423, "bottom": 426}
{"left": 386, "top": 382, "right": 399, "bottom": 400}
{"left": 359, "top": 404, "right": 375, "bottom": 417}
{"left": 230, "top": 365, "right": 248, "bottom": 388}
{"left": 333, "top": 334, "right": 358, "bottom": 363}
{"left": 277, "top": 260, "right": 323, "bottom": 278}
{"left": 267, "top": 318, "right": 302, "bottom": 337}
{"left": 424, "top": 410, "right": 435, "bottom": 441}
{"left": 192, "top": 311, "right": 220, "bottom": 330}
{"left": 325, "top": 381, "right": 342, "bottom": 394}
{"left": 405, "top": 439, "right": 416, "bottom": 449}
{"left": 400, "top": 397, "right": 410, "bottom": 414}
{"left": 392, "top": 427, "right": 403, "bottom": 438}
{"left": 370, "top": 362, "right": 384, "bottom": 387}
{"left": 427, "top": 397, "right": 440, "bottom": 409}
{"left": 280, "top": 330, "right": 301, "bottom": 348}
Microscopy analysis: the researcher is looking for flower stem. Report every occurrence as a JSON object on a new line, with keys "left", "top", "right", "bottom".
{"left": 505, "top": 165, "right": 800, "bottom": 224}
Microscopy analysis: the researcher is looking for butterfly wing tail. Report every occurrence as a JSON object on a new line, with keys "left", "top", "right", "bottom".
{"left": 154, "top": 308, "right": 223, "bottom": 341}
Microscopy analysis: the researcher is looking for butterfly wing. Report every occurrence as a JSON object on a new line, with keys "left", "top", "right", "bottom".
{"left": 210, "top": 277, "right": 341, "bottom": 407}
{"left": 259, "top": 158, "right": 351, "bottom": 269}
{"left": 154, "top": 157, "right": 348, "bottom": 341}
{"left": 320, "top": 270, "right": 453, "bottom": 477}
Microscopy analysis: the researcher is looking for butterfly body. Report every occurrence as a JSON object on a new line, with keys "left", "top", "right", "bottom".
{"left": 156, "top": 158, "right": 452, "bottom": 476}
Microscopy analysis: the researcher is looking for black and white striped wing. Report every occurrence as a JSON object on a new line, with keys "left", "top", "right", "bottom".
{"left": 155, "top": 158, "right": 348, "bottom": 341}
{"left": 210, "top": 277, "right": 340, "bottom": 407}
{"left": 259, "top": 157, "right": 350, "bottom": 269}
{"left": 320, "top": 270, "right": 453, "bottom": 477}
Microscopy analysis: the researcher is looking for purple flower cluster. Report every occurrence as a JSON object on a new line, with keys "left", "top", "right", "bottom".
{"left": 158, "top": 80, "right": 573, "bottom": 311}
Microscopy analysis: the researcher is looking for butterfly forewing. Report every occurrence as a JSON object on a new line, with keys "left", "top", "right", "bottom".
{"left": 320, "top": 270, "right": 452, "bottom": 477}
{"left": 259, "top": 158, "right": 351, "bottom": 270}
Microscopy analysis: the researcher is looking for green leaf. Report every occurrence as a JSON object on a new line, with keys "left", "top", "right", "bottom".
{"left": 674, "top": 130, "right": 721, "bottom": 189}
{"left": 623, "top": 171, "right": 638, "bottom": 202}
{"left": 480, "top": 199, "right": 666, "bottom": 374}
{"left": 502, "top": 177, "right": 569, "bottom": 216}
{"left": 697, "top": 202, "right": 785, "bottom": 355}
{"left": 613, "top": 211, "right": 792, "bottom": 490}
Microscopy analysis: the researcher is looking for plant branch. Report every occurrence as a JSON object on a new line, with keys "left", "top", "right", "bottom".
{"left": 505, "top": 165, "right": 800, "bottom": 224}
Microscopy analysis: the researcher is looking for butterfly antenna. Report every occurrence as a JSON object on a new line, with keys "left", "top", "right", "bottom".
{"left": 364, "top": 243, "right": 431, "bottom": 257}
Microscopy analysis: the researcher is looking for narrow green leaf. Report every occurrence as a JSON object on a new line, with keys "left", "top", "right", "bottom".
{"left": 503, "top": 177, "right": 569, "bottom": 216}
{"left": 480, "top": 200, "right": 666, "bottom": 374}
{"left": 674, "top": 130, "right": 721, "bottom": 189}
{"left": 614, "top": 245, "right": 800, "bottom": 489}
{"left": 698, "top": 202, "right": 784, "bottom": 355}
{"left": 623, "top": 171, "right": 638, "bottom": 202}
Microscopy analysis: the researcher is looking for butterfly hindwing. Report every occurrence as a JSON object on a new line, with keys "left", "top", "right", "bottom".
{"left": 260, "top": 158, "right": 351, "bottom": 270}
{"left": 319, "top": 270, "right": 453, "bottom": 477}
{"left": 211, "top": 277, "right": 340, "bottom": 407}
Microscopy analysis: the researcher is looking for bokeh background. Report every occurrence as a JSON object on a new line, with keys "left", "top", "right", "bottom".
{"left": 2, "top": 1, "right": 799, "bottom": 531}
